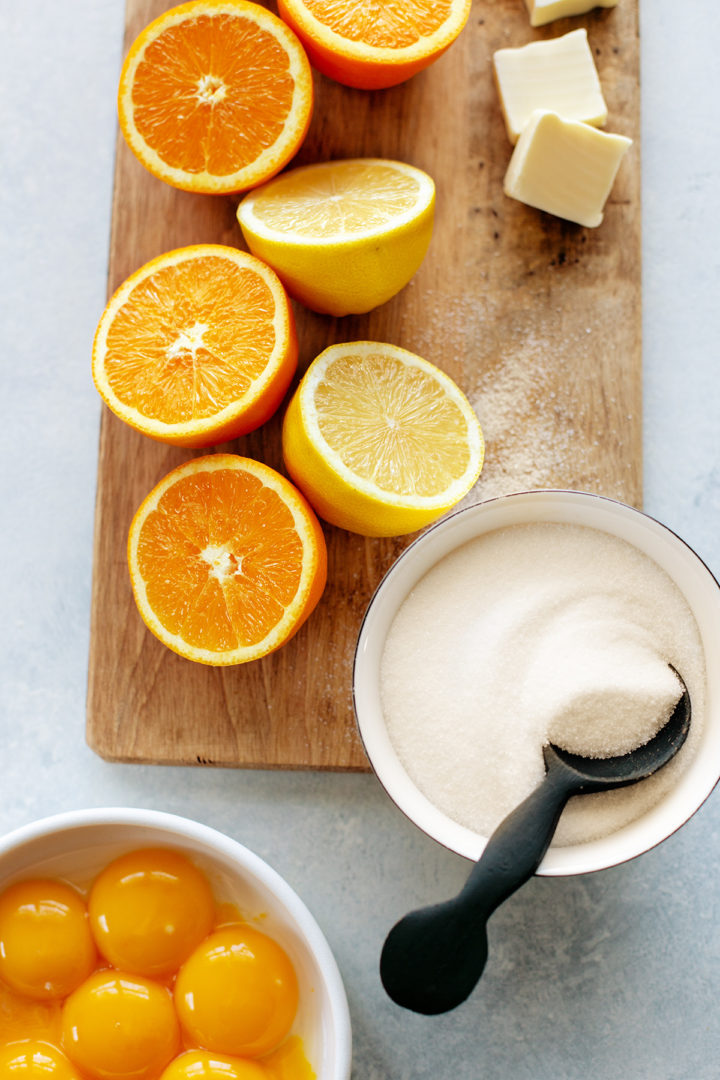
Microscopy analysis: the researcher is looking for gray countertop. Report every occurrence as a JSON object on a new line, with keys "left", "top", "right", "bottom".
{"left": 2, "top": 2, "right": 719, "bottom": 1077}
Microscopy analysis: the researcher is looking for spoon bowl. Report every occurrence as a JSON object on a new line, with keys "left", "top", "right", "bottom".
{"left": 380, "top": 673, "right": 691, "bottom": 1016}
{"left": 548, "top": 674, "right": 691, "bottom": 791}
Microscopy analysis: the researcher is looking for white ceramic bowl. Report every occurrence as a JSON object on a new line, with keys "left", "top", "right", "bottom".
{"left": 354, "top": 490, "right": 720, "bottom": 876}
{"left": 0, "top": 808, "right": 352, "bottom": 1080}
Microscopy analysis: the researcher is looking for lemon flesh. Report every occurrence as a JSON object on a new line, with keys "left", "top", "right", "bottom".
{"left": 237, "top": 159, "right": 435, "bottom": 316}
{"left": 282, "top": 342, "right": 484, "bottom": 536}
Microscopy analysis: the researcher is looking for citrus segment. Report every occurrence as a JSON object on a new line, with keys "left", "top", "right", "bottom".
{"left": 277, "top": 0, "right": 472, "bottom": 89}
{"left": 92, "top": 245, "right": 297, "bottom": 447}
{"left": 237, "top": 158, "right": 435, "bottom": 316}
{"left": 118, "top": 1, "right": 313, "bottom": 193}
{"left": 282, "top": 342, "right": 484, "bottom": 536}
{"left": 128, "top": 455, "right": 327, "bottom": 665}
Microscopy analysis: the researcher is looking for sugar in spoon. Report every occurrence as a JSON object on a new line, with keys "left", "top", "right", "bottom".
{"left": 380, "top": 670, "right": 691, "bottom": 1015}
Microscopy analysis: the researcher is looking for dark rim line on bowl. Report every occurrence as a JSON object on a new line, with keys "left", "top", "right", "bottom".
{"left": 352, "top": 488, "right": 720, "bottom": 875}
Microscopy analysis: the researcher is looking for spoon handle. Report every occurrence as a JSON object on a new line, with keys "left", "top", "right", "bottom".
{"left": 379, "top": 756, "right": 581, "bottom": 1015}
{"left": 459, "top": 755, "right": 579, "bottom": 918}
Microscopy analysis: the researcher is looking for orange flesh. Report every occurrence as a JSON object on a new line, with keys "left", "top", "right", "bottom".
{"left": 301, "top": 0, "right": 454, "bottom": 47}
{"left": 137, "top": 469, "right": 304, "bottom": 650}
{"left": 104, "top": 257, "right": 276, "bottom": 423}
{"left": 132, "top": 14, "right": 296, "bottom": 175}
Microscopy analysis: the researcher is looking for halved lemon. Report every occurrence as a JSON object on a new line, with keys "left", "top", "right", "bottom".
{"left": 282, "top": 342, "right": 484, "bottom": 536}
{"left": 237, "top": 158, "right": 435, "bottom": 316}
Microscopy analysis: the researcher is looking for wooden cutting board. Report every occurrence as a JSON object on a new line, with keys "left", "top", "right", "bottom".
{"left": 87, "top": 0, "right": 642, "bottom": 769}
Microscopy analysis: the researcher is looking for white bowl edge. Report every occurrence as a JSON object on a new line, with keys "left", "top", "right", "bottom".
{"left": 353, "top": 490, "right": 720, "bottom": 876}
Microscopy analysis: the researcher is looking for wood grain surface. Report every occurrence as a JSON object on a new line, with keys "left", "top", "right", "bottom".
{"left": 87, "top": 0, "right": 642, "bottom": 769}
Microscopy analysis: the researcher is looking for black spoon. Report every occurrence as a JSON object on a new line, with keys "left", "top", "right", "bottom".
{"left": 380, "top": 671, "right": 691, "bottom": 1016}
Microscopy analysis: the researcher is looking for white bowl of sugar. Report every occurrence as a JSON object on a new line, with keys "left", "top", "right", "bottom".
{"left": 353, "top": 490, "right": 720, "bottom": 875}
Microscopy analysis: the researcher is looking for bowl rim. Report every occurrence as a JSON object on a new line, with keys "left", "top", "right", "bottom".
{"left": 353, "top": 488, "right": 720, "bottom": 876}
{"left": 0, "top": 806, "right": 352, "bottom": 1080}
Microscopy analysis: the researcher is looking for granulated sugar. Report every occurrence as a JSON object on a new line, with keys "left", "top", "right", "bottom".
{"left": 380, "top": 522, "right": 705, "bottom": 846}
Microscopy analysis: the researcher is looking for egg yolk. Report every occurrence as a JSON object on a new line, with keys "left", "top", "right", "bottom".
{"left": 88, "top": 848, "right": 215, "bottom": 977}
{"left": 61, "top": 971, "right": 179, "bottom": 1080}
{"left": 174, "top": 926, "right": 298, "bottom": 1059}
{"left": 160, "top": 1050, "right": 268, "bottom": 1079}
{"left": 0, "top": 881, "right": 97, "bottom": 1000}
{"left": 0, "top": 1040, "right": 80, "bottom": 1077}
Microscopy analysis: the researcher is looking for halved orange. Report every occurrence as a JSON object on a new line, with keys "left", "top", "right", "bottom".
{"left": 276, "top": 0, "right": 472, "bottom": 90}
{"left": 92, "top": 245, "right": 297, "bottom": 448}
{"left": 128, "top": 454, "right": 327, "bottom": 665}
{"left": 118, "top": 0, "right": 314, "bottom": 194}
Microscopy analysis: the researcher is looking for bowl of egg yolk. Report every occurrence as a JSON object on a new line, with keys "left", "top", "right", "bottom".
{"left": 0, "top": 807, "right": 352, "bottom": 1080}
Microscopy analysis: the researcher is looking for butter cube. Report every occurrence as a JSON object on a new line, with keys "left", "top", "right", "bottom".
{"left": 503, "top": 110, "right": 632, "bottom": 228}
{"left": 524, "top": 0, "right": 619, "bottom": 27}
{"left": 493, "top": 29, "right": 607, "bottom": 144}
